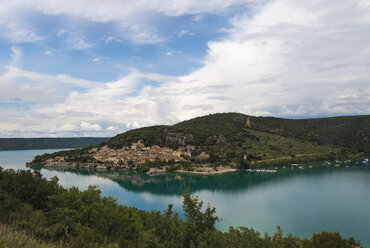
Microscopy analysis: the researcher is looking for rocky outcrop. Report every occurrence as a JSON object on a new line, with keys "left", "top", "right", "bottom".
{"left": 165, "top": 132, "right": 194, "bottom": 147}
{"left": 232, "top": 116, "right": 247, "bottom": 126}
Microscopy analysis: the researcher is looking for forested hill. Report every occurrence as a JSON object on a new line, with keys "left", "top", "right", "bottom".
{"left": 0, "top": 137, "right": 110, "bottom": 151}
{"left": 107, "top": 113, "right": 370, "bottom": 152}
{"left": 30, "top": 113, "right": 370, "bottom": 170}
{"left": 246, "top": 115, "right": 370, "bottom": 150}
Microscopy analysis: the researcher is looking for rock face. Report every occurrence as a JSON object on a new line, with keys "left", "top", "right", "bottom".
{"left": 245, "top": 118, "right": 251, "bottom": 128}
{"left": 232, "top": 116, "right": 247, "bottom": 126}
{"left": 165, "top": 132, "right": 194, "bottom": 147}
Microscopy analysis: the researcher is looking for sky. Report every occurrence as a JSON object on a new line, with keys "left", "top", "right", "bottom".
{"left": 0, "top": 0, "right": 369, "bottom": 137}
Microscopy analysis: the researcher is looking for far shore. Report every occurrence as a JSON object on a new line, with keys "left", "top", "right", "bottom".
{"left": 28, "top": 156, "right": 369, "bottom": 176}
{"left": 28, "top": 162, "right": 239, "bottom": 175}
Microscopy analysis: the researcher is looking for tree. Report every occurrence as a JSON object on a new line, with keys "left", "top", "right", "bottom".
{"left": 182, "top": 189, "right": 220, "bottom": 247}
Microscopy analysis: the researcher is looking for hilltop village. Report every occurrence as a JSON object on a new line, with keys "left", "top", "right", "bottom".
{"left": 92, "top": 140, "right": 204, "bottom": 164}
{"left": 43, "top": 140, "right": 214, "bottom": 172}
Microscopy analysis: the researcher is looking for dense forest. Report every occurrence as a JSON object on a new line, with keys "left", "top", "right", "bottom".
{"left": 0, "top": 138, "right": 109, "bottom": 151}
{"left": 30, "top": 113, "right": 370, "bottom": 171}
{"left": 0, "top": 167, "right": 363, "bottom": 248}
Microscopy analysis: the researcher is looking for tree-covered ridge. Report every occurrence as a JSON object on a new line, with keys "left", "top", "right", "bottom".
{"left": 102, "top": 113, "right": 370, "bottom": 165}
{"left": 108, "top": 113, "right": 370, "bottom": 151}
{"left": 246, "top": 115, "right": 370, "bottom": 151}
{"left": 0, "top": 167, "right": 363, "bottom": 248}
{"left": 0, "top": 137, "right": 109, "bottom": 151}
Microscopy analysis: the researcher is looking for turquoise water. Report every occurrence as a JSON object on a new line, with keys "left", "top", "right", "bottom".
{"left": 0, "top": 149, "right": 369, "bottom": 247}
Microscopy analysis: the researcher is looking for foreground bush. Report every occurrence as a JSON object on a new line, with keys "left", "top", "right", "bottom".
{"left": 0, "top": 167, "right": 362, "bottom": 248}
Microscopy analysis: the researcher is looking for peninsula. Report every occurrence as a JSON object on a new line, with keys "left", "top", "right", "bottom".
{"left": 28, "top": 113, "right": 370, "bottom": 174}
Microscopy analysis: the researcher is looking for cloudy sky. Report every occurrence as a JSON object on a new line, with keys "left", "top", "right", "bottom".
{"left": 0, "top": 0, "right": 369, "bottom": 137}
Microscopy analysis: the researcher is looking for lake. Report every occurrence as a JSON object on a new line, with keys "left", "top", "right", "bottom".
{"left": 0, "top": 149, "right": 369, "bottom": 247}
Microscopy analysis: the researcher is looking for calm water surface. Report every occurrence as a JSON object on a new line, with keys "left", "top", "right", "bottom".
{"left": 0, "top": 149, "right": 369, "bottom": 247}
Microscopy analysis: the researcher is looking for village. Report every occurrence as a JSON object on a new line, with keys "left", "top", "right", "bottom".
{"left": 45, "top": 140, "right": 211, "bottom": 170}
{"left": 91, "top": 140, "right": 205, "bottom": 165}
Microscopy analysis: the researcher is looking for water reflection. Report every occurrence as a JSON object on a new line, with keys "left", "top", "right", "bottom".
{"left": 41, "top": 164, "right": 362, "bottom": 196}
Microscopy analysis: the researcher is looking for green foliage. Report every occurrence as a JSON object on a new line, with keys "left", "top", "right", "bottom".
{"left": 136, "top": 164, "right": 151, "bottom": 173}
{"left": 301, "top": 231, "right": 362, "bottom": 248}
{"left": 30, "top": 147, "right": 97, "bottom": 166}
{"left": 0, "top": 167, "right": 363, "bottom": 248}
{"left": 165, "top": 165, "right": 179, "bottom": 172}
{"left": 182, "top": 189, "right": 219, "bottom": 232}
{"left": 249, "top": 115, "right": 370, "bottom": 149}
{"left": 107, "top": 125, "right": 169, "bottom": 149}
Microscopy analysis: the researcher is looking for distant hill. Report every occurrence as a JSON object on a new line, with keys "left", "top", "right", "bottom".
{"left": 0, "top": 137, "right": 110, "bottom": 151}
{"left": 107, "top": 113, "right": 370, "bottom": 152}
{"left": 29, "top": 113, "right": 370, "bottom": 171}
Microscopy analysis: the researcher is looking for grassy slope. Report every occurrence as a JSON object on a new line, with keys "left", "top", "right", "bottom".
{"left": 0, "top": 224, "right": 59, "bottom": 248}
{"left": 248, "top": 115, "right": 370, "bottom": 149}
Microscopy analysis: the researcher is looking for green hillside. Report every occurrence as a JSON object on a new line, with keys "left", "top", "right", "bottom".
{"left": 106, "top": 113, "right": 369, "bottom": 163}
{"left": 107, "top": 113, "right": 370, "bottom": 151}
{"left": 247, "top": 115, "right": 370, "bottom": 150}
{"left": 30, "top": 113, "right": 369, "bottom": 170}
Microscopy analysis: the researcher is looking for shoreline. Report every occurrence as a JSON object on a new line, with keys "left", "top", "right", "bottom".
{"left": 28, "top": 155, "right": 369, "bottom": 176}
{"left": 28, "top": 162, "right": 239, "bottom": 175}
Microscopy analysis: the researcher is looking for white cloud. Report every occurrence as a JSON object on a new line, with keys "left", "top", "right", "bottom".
{"left": 106, "top": 126, "right": 118, "bottom": 131}
{"left": 0, "top": 0, "right": 260, "bottom": 45}
{"left": 10, "top": 46, "right": 22, "bottom": 66}
{"left": 193, "top": 14, "right": 203, "bottom": 21}
{"left": 0, "top": 22, "right": 43, "bottom": 43}
{"left": 69, "top": 37, "right": 94, "bottom": 50}
{"left": 80, "top": 122, "right": 102, "bottom": 131}
{"left": 57, "top": 29, "right": 67, "bottom": 37}
{"left": 56, "top": 29, "right": 94, "bottom": 50}
{"left": 43, "top": 50, "right": 53, "bottom": 55}
{"left": 105, "top": 36, "right": 121, "bottom": 44}
{"left": 7, "top": 27, "right": 42, "bottom": 43}
{"left": 178, "top": 29, "right": 194, "bottom": 38}
{"left": 0, "top": 0, "right": 369, "bottom": 137}
{"left": 180, "top": 0, "right": 370, "bottom": 117}
{"left": 16, "top": 0, "right": 258, "bottom": 20}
